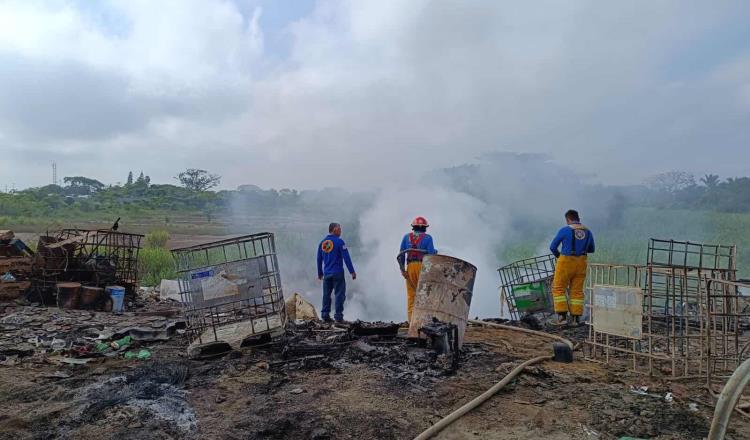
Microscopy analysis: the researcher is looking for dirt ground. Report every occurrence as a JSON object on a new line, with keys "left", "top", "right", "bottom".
{"left": 0, "top": 310, "right": 747, "bottom": 440}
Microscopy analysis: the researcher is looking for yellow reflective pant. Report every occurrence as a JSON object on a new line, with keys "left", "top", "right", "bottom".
{"left": 405, "top": 261, "right": 422, "bottom": 322}
{"left": 552, "top": 255, "right": 587, "bottom": 316}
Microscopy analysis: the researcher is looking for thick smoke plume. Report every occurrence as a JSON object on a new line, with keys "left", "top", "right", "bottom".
{"left": 229, "top": 153, "right": 613, "bottom": 322}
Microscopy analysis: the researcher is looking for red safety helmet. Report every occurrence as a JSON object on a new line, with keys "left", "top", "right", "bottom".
{"left": 411, "top": 216, "right": 429, "bottom": 227}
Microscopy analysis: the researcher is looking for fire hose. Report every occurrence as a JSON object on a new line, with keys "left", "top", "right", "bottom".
{"left": 708, "top": 356, "right": 750, "bottom": 440}
{"left": 413, "top": 320, "right": 574, "bottom": 440}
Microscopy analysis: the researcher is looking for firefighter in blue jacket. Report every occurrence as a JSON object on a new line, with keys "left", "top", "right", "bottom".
{"left": 397, "top": 216, "right": 437, "bottom": 322}
{"left": 549, "top": 209, "right": 595, "bottom": 325}
{"left": 317, "top": 222, "right": 356, "bottom": 323}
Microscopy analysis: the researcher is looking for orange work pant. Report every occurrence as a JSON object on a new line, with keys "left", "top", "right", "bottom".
{"left": 405, "top": 261, "right": 422, "bottom": 322}
{"left": 552, "top": 255, "right": 587, "bottom": 316}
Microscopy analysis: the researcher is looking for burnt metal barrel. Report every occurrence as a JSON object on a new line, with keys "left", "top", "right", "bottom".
{"left": 408, "top": 255, "right": 476, "bottom": 347}
{"left": 57, "top": 282, "right": 81, "bottom": 309}
{"left": 80, "top": 286, "right": 105, "bottom": 310}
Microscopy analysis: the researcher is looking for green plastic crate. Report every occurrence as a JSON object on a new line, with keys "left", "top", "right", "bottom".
{"left": 511, "top": 282, "right": 550, "bottom": 313}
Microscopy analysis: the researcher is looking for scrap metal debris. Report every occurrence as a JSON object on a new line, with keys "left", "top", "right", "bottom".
{"left": 271, "top": 319, "right": 473, "bottom": 385}
{"left": 0, "top": 230, "right": 33, "bottom": 301}
{"left": 27, "top": 228, "right": 143, "bottom": 308}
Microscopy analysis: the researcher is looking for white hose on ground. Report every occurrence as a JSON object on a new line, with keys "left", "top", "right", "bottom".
{"left": 708, "top": 356, "right": 750, "bottom": 440}
{"left": 412, "top": 320, "right": 574, "bottom": 440}
{"left": 413, "top": 354, "right": 552, "bottom": 440}
{"left": 468, "top": 319, "right": 574, "bottom": 350}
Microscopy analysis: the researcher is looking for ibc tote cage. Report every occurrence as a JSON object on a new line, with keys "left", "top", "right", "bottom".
{"left": 498, "top": 254, "right": 557, "bottom": 321}
{"left": 585, "top": 239, "right": 744, "bottom": 381}
{"left": 172, "top": 233, "right": 287, "bottom": 346}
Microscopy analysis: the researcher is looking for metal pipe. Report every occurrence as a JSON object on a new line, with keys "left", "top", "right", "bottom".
{"left": 708, "top": 356, "right": 750, "bottom": 440}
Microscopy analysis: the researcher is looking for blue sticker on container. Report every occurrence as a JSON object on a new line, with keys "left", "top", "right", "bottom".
{"left": 191, "top": 269, "right": 214, "bottom": 280}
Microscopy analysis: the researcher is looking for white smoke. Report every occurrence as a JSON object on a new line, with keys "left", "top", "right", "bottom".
{"left": 355, "top": 184, "right": 508, "bottom": 321}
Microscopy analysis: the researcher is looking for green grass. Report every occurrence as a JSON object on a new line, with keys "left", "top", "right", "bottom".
{"left": 138, "top": 247, "right": 177, "bottom": 287}
{"left": 138, "top": 229, "right": 176, "bottom": 287}
{"left": 498, "top": 207, "right": 750, "bottom": 277}
{"left": 145, "top": 229, "right": 170, "bottom": 249}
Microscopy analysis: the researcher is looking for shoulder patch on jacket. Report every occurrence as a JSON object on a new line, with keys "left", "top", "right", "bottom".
{"left": 321, "top": 240, "right": 334, "bottom": 253}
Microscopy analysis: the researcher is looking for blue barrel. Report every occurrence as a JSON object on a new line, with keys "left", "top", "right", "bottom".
{"left": 106, "top": 286, "right": 126, "bottom": 313}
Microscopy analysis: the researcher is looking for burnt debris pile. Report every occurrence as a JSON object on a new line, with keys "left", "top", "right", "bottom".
{"left": 0, "top": 230, "right": 34, "bottom": 301}
{"left": 264, "top": 319, "right": 477, "bottom": 386}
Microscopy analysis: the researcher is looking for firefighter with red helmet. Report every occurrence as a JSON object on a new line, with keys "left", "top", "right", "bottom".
{"left": 397, "top": 216, "right": 437, "bottom": 322}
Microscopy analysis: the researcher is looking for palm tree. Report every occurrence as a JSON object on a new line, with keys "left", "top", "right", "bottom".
{"left": 700, "top": 174, "right": 720, "bottom": 188}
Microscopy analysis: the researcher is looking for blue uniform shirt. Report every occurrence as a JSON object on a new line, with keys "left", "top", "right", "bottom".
{"left": 397, "top": 232, "right": 437, "bottom": 270}
{"left": 549, "top": 222, "right": 595, "bottom": 257}
{"left": 317, "top": 234, "right": 355, "bottom": 277}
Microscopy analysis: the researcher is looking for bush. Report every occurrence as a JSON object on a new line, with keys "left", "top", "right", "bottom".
{"left": 145, "top": 229, "right": 170, "bottom": 249}
{"left": 138, "top": 247, "right": 176, "bottom": 287}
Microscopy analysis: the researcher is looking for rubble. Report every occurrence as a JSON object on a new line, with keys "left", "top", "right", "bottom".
{"left": 0, "top": 230, "right": 33, "bottom": 301}
{"left": 0, "top": 303, "right": 185, "bottom": 363}
{"left": 286, "top": 292, "right": 319, "bottom": 321}
{"left": 275, "top": 319, "right": 469, "bottom": 386}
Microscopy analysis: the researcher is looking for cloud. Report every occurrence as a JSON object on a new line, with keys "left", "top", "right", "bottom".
{"left": 0, "top": 1, "right": 749, "bottom": 189}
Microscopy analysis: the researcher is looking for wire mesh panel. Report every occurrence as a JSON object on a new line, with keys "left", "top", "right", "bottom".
{"left": 172, "top": 233, "right": 287, "bottom": 348}
{"left": 498, "top": 254, "right": 556, "bottom": 320}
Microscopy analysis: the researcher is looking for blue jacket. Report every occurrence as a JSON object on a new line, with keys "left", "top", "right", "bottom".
{"left": 317, "top": 234, "right": 355, "bottom": 277}
{"left": 397, "top": 232, "right": 437, "bottom": 270}
{"left": 549, "top": 222, "right": 595, "bottom": 257}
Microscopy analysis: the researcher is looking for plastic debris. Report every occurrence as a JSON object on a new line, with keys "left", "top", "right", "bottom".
{"left": 110, "top": 335, "right": 132, "bottom": 350}
{"left": 1, "top": 272, "right": 16, "bottom": 282}
{"left": 629, "top": 385, "right": 649, "bottom": 395}
{"left": 124, "top": 349, "right": 151, "bottom": 361}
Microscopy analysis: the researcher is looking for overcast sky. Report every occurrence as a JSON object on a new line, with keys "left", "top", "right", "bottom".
{"left": 1, "top": 0, "right": 749, "bottom": 191}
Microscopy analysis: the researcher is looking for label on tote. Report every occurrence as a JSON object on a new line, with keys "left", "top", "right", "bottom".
{"left": 191, "top": 269, "right": 215, "bottom": 280}
{"left": 592, "top": 285, "right": 643, "bottom": 339}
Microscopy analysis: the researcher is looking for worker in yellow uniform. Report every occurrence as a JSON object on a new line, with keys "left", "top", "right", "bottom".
{"left": 549, "top": 209, "right": 595, "bottom": 325}
{"left": 397, "top": 217, "right": 437, "bottom": 322}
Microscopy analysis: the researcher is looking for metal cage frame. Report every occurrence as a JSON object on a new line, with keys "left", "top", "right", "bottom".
{"left": 585, "top": 239, "right": 741, "bottom": 380}
{"left": 498, "top": 254, "right": 557, "bottom": 321}
{"left": 171, "top": 233, "right": 287, "bottom": 346}
{"left": 30, "top": 228, "right": 143, "bottom": 302}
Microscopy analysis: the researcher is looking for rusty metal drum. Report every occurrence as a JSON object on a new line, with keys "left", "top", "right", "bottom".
{"left": 80, "top": 286, "right": 105, "bottom": 310}
{"left": 407, "top": 255, "right": 476, "bottom": 347}
{"left": 57, "top": 282, "right": 81, "bottom": 309}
